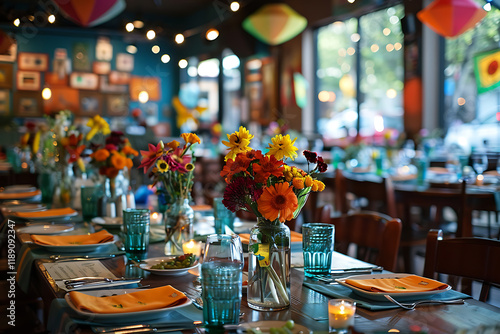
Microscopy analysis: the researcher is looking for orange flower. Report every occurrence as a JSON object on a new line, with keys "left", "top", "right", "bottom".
{"left": 314, "top": 180, "right": 325, "bottom": 192}
{"left": 166, "top": 140, "right": 180, "bottom": 150}
{"left": 292, "top": 177, "right": 305, "bottom": 189}
{"left": 257, "top": 182, "right": 298, "bottom": 223}
{"left": 93, "top": 149, "right": 110, "bottom": 162}
{"left": 122, "top": 145, "right": 139, "bottom": 156}
{"left": 126, "top": 157, "right": 133, "bottom": 169}
{"left": 252, "top": 155, "right": 284, "bottom": 184}
{"left": 220, "top": 156, "right": 251, "bottom": 182}
{"left": 111, "top": 153, "right": 127, "bottom": 170}
{"left": 181, "top": 133, "right": 201, "bottom": 145}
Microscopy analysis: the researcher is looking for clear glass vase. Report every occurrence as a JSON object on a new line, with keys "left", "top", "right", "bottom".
{"left": 53, "top": 164, "right": 75, "bottom": 208}
{"left": 164, "top": 197, "right": 194, "bottom": 255}
{"left": 247, "top": 218, "right": 291, "bottom": 311}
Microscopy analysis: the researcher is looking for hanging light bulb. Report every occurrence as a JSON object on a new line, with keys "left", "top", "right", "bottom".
{"left": 161, "top": 54, "right": 171, "bottom": 63}
{"left": 178, "top": 59, "right": 188, "bottom": 68}
{"left": 126, "top": 44, "right": 137, "bottom": 54}
{"left": 175, "top": 33, "right": 185, "bottom": 44}
{"left": 206, "top": 28, "right": 219, "bottom": 41}
{"left": 230, "top": 2, "right": 240, "bottom": 12}
{"left": 146, "top": 30, "right": 156, "bottom": 40}
{"left": 133, "top": 20, "right": 144, "bottom": 28}
{"left": 125, "top": 22, "right": 134, "bottom": 32}
{"left": 138, "top": 91, "right": 149, "bottom": 103}
{"left": 42, "top": 87, "right": 52, "bottom": 100}
{"left": 13, "top": 18, "right": 20, "bottom": 26}
{"left": 151, "top": 45, "right": 160, "bottom": 54}
{"left": 48, "top": 14, "right": 55, "bottom": 24}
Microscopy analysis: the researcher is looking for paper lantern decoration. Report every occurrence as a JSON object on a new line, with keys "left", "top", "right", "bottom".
{"left": 242, "top": 4, "right": 307, "bottom": 46}
{"left": 417, "top": 0, "right": 487, "bottom": 38}
{"left": 474, "top": 48, "right": 500, "bottom": 94}
{"left": 53, "top": 0, "right": 125, "bottom": 27}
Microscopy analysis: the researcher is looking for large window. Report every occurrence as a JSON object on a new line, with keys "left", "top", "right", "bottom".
{"left": 316, "top": 5, "right": 404, "bottom": 145}
{"left": 443, "top": 9, "right": 500, "bottom": 153}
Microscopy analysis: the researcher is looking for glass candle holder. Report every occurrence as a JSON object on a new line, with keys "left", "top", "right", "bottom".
{"left": 328, "top": 299, "right": 356, "bottom": 333}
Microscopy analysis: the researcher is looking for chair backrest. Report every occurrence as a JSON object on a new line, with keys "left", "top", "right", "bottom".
{"left": 424, "top": 229, "right": 500, "bottom": 302}
{"left": 328, "top": 211, "right": 402, "bottom": 271}
{"left": 335, "top": 169, "right": 397, "bottom": 217}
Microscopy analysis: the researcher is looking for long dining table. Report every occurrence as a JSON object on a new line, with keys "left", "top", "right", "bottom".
{"left": 12, "top": 219, "right": 500, "bottom": 334}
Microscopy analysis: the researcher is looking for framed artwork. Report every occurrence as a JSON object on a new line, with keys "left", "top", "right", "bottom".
{"left": 45, "top": 72, "right": 68, "bottom": 87}
{"left": 78, "top": 91, "right": 103, "bottom": 116}
{"left": 14, "top": 91, "right": 43, "bottom": 117}
{"left": 0, "top": 63, "right": 13, "bottom": 89}
{"left": 18, "top": 52, "right": 49, "bottom": 71}
{"left": 43, "top": 87, "right": 79, "bottom": 114}
{"left": 100, "top": 75, "right": 127, "bottom": 94}
{"left": 73, "top": 42, "right": 91, "bottom": 72}
{"left": 0, "top": 40, "right": 17, "bottom": 62}
{"left": 106, "top": 94, "right": 129, "bottom": 116}
{"left": 129, "top": 76, "right": 161, "bottom": 101}
{"left": 96, "top": 37, "right": 112, "bottom": 61}
{"left": 70, "top": 72, "right": 99, "bottom": 90}
{"left": 93, "top": 61, "right": 111, "bottom": 75}
{"left": 116, "top": 53, "right": 134, "bottom": 72}
{"left": 0, "top": 90, "right": 10, "bottom": 115}
{"left": 109, "top": 71, "right": 131, "bottom": 85}
{"left": 17, "top": 71, "right": 41, "bottom": 91}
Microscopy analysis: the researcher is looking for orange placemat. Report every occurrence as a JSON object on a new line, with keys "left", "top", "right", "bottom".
{"left": 345, "top": 275, "right": 449, "bottom": 293}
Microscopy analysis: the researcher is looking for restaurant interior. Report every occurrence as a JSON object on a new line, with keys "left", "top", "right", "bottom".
{"left": 1, "top": 0, "right": 500, "bottom": 333}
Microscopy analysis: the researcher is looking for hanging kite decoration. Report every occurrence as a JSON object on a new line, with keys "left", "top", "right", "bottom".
{"left": 417, "top": 0, "right": 487, "bottom": 38}
{"left": 53, "top": 0, "right": 126, "bottom": 27}
{"left": 242, "top": 3, "right": 307, "bottom": 46}
{"left": 474, "top": 48, "right": 500, "bottom": 94}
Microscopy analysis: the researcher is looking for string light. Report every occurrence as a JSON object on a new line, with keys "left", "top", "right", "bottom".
{"left": 230, "top": 2, "right": 240, "bottom": 12}
{"left": 161, "top": 54, "right": 171, "bottom": 63}
{"left": 13, "top": 18, "right": 20, "bottom": 26}
{"left": 126, "top": 45, "right": 137, "bottom": 54}
{"left": 138, "top": 91, "right": 149, "bottom": 103}
{"left": 178, "top": 59, "right": 188, "bottom": 68}
{"left": 206, "top": 28, "right": 219, "bottom": 41}
{"left": 42, "top": 87, "right": 52, "bottom": 100}
{"left": 146, "top": 29, "right": 156, "bottom": 40}
{"left": 125, "top": 22, "right": 134, "bottom": 32}
{"left": 152, "top": 45, "right": 160, "bottom": 54}
{"left": 48, "top": 14, "right": 55, "bottom": 24}
{"left": 175, "top": 33, "right": 185, "bottom": 44}
{"left": 133, "top": 20, "right": 144, "bottom": 28}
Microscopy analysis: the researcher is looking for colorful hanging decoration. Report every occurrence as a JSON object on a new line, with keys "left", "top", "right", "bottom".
{"left": 53, "top": 0, "right": 125, "bottom": 27}
{"left": 474, "top": 48, "right": 500, "bottom": 94}
{"left": 417, "top": 0, "right": 487, "bottom": 38}
{"left": 242, "top": 4, "right": 307, "bottom": 46}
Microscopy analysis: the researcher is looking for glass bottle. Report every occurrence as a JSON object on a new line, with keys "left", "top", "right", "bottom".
{"left": 163, "top": 197, "right": 194, "bottom": 255}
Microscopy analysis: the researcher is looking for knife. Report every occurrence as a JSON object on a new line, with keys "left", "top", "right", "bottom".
{"left": 50, "top": 253, "right": 125, "bottom": 261}
{"left": 64, "top": 277, "right": 142, "bottom": 288}
{"left": 94, "top": 321, "right": 201, "bottom": 333}
{"left": 331, "top": 266, "right": 384, "bottom": 272}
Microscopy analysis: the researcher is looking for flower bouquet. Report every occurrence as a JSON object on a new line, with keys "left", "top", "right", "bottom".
{"left": 220, "top": 126, "right": 327, "bottom": 311}
{"left": 138, "top": 133, "right": 200, "bottom": 255}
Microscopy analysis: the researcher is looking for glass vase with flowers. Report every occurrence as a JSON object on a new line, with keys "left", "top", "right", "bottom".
{"left": 220, "top": 127, "right": 328, "bottom": 311}
{"left": 89, "top": 130, "right": 138, "bottom": 217}
{"left": 138, "top": 133, "right": 200, "bottom": 255}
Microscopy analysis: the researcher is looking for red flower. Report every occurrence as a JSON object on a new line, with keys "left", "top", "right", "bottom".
{"left": 223, "top": 176, "right": 263, "bottom": 212}
{"left": 303, "top": 150, "right": 317, "bottom": 163}
{"left": 317, "top": 156, "right": 328, "bottom": 173}
{"left": 252, "top": 155, "right": 284, "bottom": 184}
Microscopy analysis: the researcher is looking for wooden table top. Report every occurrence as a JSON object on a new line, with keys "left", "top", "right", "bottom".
{"left": 25, "top": 236, "right": 500, "bottom": 334}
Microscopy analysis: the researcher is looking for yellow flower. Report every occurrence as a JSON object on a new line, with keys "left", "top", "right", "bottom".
{"left": 166, "top": 140, "right": 180, "bottom": 150}
{"left": 32, "top": 131, "right": 40, "bottom": 154}
{"left": 314, "top": 180, "right": 325, "bottom": 192}
{"left": 156, "top": 159, "right": 169, "bottom": 173}
{"left": 222, "top": 126, "right": 254, "bottom": 161}
{"left": 181, "top": 133, "right": 201, "bottom": 145}
{"left": 86, "top": 115, "right": 110, "bottom": 141}
{"left": 267, "top": 134, "right": 298, "bottom": 161}
{"left": 185, "top": 163, "right": 195, "bottom": 172}
{"left": 311, "top": 182, "right": 319, "bottom": 192}
{"left": 292, "top": 177, "right": 305, "bottom": 189}
{"left": 284, "top": 170, "right": 294, "bottom": 182}
{"left": 304, "top": 175, "right": 313, "bottom": 188}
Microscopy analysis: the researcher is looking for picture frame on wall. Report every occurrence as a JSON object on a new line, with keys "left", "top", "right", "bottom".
{"left": 108, "top": 71, "right": 131, "bottom": 85}
{"left": 78, "top": 91, "right": 103, "bottom": 117}
{"left": 100, "top": 75, "right": 127, "bottom": 94}
{"left": 106, "top": 94, "right": 129, "bottom": 116}
{"left": 0, "top": 90, "right": 10, "bottom": 116}
{"left": 43, "top": 87, "right": 79, "bottom": 114}
{"left": 18, "top": 52, "right": 49, "bottom": 71}
{"left": 70, "top": 72, "right": 99, "bottom": 90}
{"left": 0, "top": 40, "right": 17, "bottom": 62}
{"left": 14, "top": 91, "right": 43, "bottom": 117}
{"left": 17, "top": 71, "right": 41, "bottom": 91}
{"left": 93, "top": 61, "right": 111, "bottom": 75}
{"left": 0, "top": 63, "right": 13, "bottom": 89}
{"left": 116, "top": 53, "right": 134, "bottom": 72}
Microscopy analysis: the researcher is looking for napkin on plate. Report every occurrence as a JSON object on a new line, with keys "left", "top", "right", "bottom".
{"left": 0, "top": 189, "right": 41, "bottom": 200}
{"left": 68, "top": 285, "right": 188, "bottom": 313}
{"left": 31, "top": 230, "right": 114, "bottom": 246}
{"left": 11, "top": 207, "right": 77, "bottom": 219}
{"left": 239, "top": 231, "right": 302, "bottom": 244}
{"left": 345, "top": 275, "right": 449, "bottom": 293}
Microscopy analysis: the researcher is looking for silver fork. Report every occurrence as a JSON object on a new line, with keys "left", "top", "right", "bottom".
{"left": 384, "top": 294, "right": 464, "bottom": 310}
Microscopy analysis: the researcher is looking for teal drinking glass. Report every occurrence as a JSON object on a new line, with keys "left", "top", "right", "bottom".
{"left": 302, "top": 223, "right": 335, "bottom": 277}
{"left": 122, "top": 208, "right": 150, "bottom": 261}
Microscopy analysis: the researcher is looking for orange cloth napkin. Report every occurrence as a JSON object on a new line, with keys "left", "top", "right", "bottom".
{"left": 239, "top": 231, "right": 302, "bottom": 244}
{"left": 12, "top": 207, "right": 77, "bottom": 219}
{"left": 191, "top": 204, "right": 213, "bottom": 211}
{"left": 31, "top": 230, "right": 114, "bottom": 246}
{"left": 69, "top": 285, "right": 188, "bottom": 314}
{"left": 0, "top": 189, "right": 41, "bottom": 200}
{"left": 345, "top": 275, "right": 449, "bottom": 293}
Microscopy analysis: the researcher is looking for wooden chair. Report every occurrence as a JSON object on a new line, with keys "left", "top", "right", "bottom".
{"left": 327, "top": 211, "right": 402, "bottom": 272}
{"left": 424, "top": 229, "right": 500, "bottom": 302}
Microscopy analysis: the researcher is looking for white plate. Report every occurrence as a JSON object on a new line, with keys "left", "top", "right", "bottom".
{"left": 239, "top": 321, "right": 311, "bottom": 334}
{"left": 139, "top": 257, "right": 199, "bottom": 276}
{"left": 1, "top": 204, "right": 46, "bottom": 212}
{"left": 17, "top": 223, "right": 74, "bottom": 235}
{"left": 92, "top": 217, "right": 123, "bottom": 227}
{"left": 33, "top": 236, "right": 117, "bottom": 253}
{"left": 2, "top": 185, "right": 36, "bottom": 193}
{"left": 64, "top": 288, "right": 192, "bottom": 323}
{"left": 336, "top": 273, "right": 451, "bottom": 301}
{"left": 13, "top": 209, "right": 78, "bottom": 220}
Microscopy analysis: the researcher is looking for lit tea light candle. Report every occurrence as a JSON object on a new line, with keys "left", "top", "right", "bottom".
{"left": 328, "top": 299, "right": 356, "bottom": 333}
{"left": 476, "top": 174, "right": 484, "bottom": 186}
{"left": 150, "top": 212, "right": 162, "bottom": 225}
{"left": 182, "top": 239, "right": 202, "bottom": 257}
